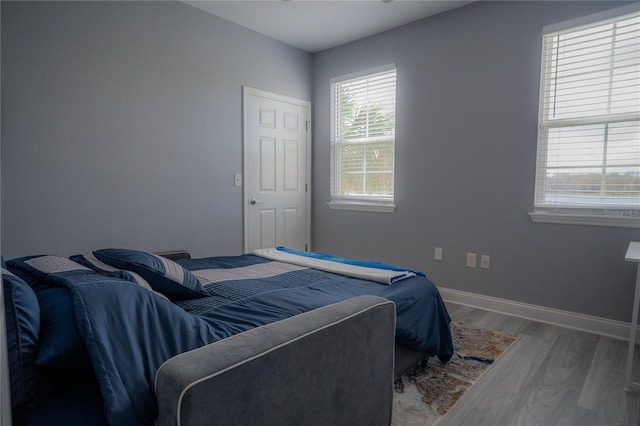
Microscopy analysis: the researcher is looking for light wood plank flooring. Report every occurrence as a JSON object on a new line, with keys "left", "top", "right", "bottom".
{"left": 439, "top": 302, "right": 640, "bottom": 426}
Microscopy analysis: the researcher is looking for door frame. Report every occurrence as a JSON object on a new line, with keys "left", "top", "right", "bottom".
{"left": 242, "top": 86, "right": 312, "bottom": 253}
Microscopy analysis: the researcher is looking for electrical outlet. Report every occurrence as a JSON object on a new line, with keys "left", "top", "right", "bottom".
{"left": 466, "top": 253, "right": 477, "bottom": 268}
{"left": 434, "top": 247, "right": 443, "bottom": 261}
{"left": 480, "top": 255, "right": 490, "bottom": 269}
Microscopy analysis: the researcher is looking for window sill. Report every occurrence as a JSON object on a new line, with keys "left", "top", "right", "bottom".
{"left": 529, "top": 211, "right": 640, "bottom": 228}
{"left": 327, "top": 200, "right": 396, "bottom": 213}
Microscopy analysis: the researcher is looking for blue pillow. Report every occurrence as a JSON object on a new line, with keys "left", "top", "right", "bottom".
{"left": 70, "top": 253, "right": 169, "bottom": 300}
{"left": 7, "top": 256, "right": 93, "bottom": 372}
{"left": 2, "top": 263, "right": 42, "bottom": 407}
{"left": 93, "top": 248, "right": 208, "bottom": 300}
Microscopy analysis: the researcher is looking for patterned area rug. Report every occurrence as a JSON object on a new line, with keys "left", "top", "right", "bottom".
{"left": 392, "top": 322, "right": 518, "bottom": 426}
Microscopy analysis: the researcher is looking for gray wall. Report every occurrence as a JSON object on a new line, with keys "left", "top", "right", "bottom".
{"left": 311, "top": 1, "right": 640, "bottom": 323}
{"left": 2, "top": 1, "right": 639, "bottom": 323}
{"left": 1, "top": 1, "right": 311, "bottom": 259}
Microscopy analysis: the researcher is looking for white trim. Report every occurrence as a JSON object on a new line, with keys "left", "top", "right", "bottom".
{"left": 242, "top": 86, "right": 312, "bottom": 252}
{"left": 529, "top": 211, "right": 640, "bottom": 228}
{"left": 243, "top": 86, "right": 311, "bottom": 110}
{"left": 329, "top": 63, "right": 396, "bottom": 85}
{"left": 327, "top": 200, "right": 396, "bottom": 213}
{"left": 438, "top": 286, "right": 638, "bottom": 341}
{"left": 543, "top": 3, "right": 640, "bottom": 34}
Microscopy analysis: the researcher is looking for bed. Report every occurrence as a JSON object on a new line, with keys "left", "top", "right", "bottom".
{"left": 3, "top": 247, "right": 453, "bottom": 425}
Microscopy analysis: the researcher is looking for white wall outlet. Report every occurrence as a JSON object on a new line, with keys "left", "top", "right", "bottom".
{"left": 234, "top": 173, "right": 242, "bottom": 187}
{"left": 434, "top": 247, "right": 443, "bottom": 261}
{"left": 466, "top": 253, "right": 477, "bottom": 268}
{"left": 481, "top": 255, "right": 490, "bottom": 269}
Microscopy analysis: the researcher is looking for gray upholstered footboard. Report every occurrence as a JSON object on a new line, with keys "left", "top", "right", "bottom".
{"left": 155, "top": 295, "right": 396, "bottom": 426}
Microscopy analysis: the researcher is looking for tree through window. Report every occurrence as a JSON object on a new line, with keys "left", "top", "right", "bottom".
{"left": 532, "top": 7, "right": 640, "bottom": 226}
{"left": 330, "top": 65, "right": 396, "bottom": 211}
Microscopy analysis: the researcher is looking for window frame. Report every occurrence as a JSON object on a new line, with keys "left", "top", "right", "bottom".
{"left": 328, "top": 64, "right": 397, "bottom": 213}
{"left": 530, "top": 4, "right": 640, "bottom": 228}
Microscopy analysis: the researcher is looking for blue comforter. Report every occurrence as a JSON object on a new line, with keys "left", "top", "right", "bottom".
{"left": 177, "top": 254, "right": 453, "bottom": 356}
{"left": 9, "top": 253, "right": 453, "bottom": 425}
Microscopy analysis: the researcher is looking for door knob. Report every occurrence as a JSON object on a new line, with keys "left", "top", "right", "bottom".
{"left": 249, "top": 198, "right": 262, "bottom": 205}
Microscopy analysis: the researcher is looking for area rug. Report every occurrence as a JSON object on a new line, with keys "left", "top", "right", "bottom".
{"left": 392, "top": 322, "right": 518, "bottom": 426}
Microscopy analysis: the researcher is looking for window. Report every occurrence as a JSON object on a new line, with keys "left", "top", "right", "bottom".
{"left": 531, "top": 6, "right": 640, "bottom": 228}
{"left": 328, "top": 65, "right": 397, "bottom": 212}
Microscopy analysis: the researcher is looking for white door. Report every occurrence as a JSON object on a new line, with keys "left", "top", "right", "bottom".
{"left": 243, "top": 87, "right": 311, "bottom": 253}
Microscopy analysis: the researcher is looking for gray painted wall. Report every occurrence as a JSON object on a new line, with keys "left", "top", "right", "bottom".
{"left": 311, "top": 1, "right": 640, "bottom": 323}
{"left": 1, "top": 1, "right": 311, "bottom": 259}
{"left": 2, "top": 0, "right": 639, "bottom": 323}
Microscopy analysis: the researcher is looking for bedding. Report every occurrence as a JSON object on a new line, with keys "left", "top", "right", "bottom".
{"left": 254, "top": 246, "right": 423, "bottom": 284}
{"left": 6, "top": 248, "right": 453, "bottom": 426}
{"left": 92, "top": 248, "right": 208, "bottom": 300}
{"left": 70, "top": 253, "right": 169, "bottom": 300}
{"left": 176, "top": 252, "right": 453, "bottom": 356}
{"left": 7, "top": 255, "right": 221, "bottom": 426}
{"left": 34, "top": 285, "right": 92, "bottom": 371}
{"left": 2, "top": 261, "right": 42, "bottom": 411}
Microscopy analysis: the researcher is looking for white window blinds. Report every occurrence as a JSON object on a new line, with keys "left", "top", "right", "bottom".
{"left": 534, "top": 8, "right": 640, "bottom": 224}
{"left": 330, "top": 65, "right": 396, "bottom": 210}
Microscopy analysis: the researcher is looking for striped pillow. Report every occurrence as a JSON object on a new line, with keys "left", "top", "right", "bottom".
{"left": 93, "top": 248, "right": 208, "bottom": 300}
{"left": 70, "top": 253, "right": 169, "bottom": 300}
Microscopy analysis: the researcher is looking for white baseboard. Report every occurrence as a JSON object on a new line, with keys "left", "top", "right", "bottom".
{"left": 438, "top": 287, "right": 635, "bottom": 342}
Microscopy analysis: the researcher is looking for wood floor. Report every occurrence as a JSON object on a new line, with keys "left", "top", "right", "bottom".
{"left": 439, "top": 302, "right": 640, "bottom": 426}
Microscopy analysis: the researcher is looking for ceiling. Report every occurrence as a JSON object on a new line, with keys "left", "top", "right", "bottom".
{"left": 185, "top": 1, "right": 474, "bottom": 53}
